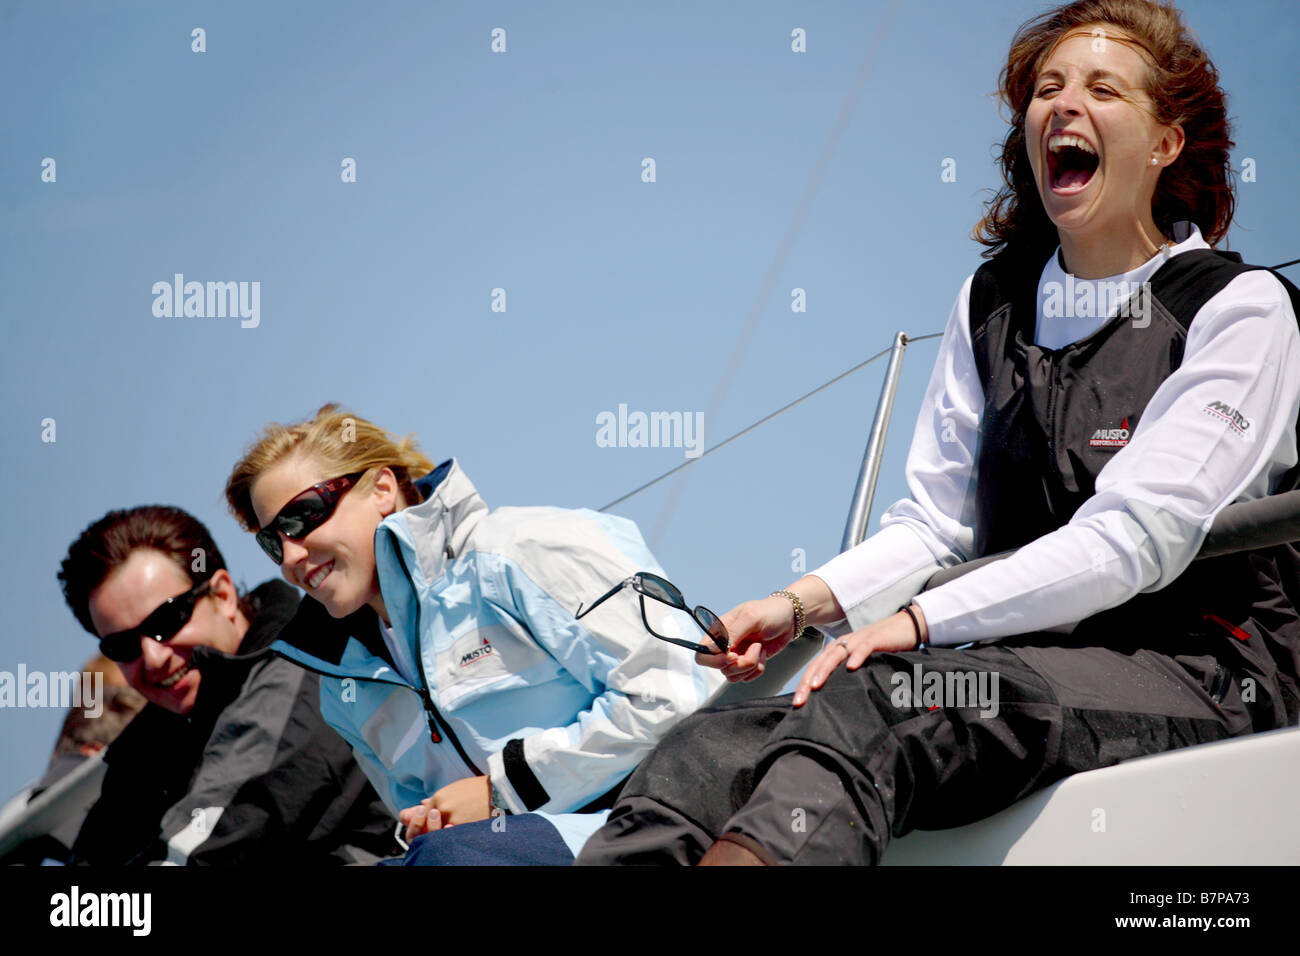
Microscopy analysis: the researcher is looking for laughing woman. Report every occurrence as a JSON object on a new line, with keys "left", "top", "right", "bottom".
{"left": 577, "top": 0, "right": 1300, "bottom": 865}
{"left": 224, "top": 404, "right": 724, "bottom": 864}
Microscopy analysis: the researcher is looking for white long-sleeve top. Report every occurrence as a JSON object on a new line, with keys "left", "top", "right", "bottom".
{"left": 813, "top": 224, "right": 1300, "bottom": 647}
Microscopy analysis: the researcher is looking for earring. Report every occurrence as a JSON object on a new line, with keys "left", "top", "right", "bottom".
{"left": 1150, "top": 157, "right": 1159, "bottom": 166}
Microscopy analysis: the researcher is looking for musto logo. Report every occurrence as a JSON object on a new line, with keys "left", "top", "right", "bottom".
{"left": 1203, "top": 400, "right": 1254, "bottom": 438}
{"left": 1089, "top": 416, "right": 1131, "bottom": 449}
{"left": 459, "top": 635, "right": 495, "bottom": 668}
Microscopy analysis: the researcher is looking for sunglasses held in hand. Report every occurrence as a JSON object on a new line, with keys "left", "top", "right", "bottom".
{"left": 99, "top": 577, "right": 214, "bottom": 663}
{"left": 255, "top": 472, "right": 365, "bottom": 564}
{"left": 576, "top": 572, "right": 730, "bottom": 655}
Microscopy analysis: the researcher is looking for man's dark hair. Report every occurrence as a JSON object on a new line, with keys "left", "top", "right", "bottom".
{"left": 58, "top": 506, "right": 228, "bottom": 636}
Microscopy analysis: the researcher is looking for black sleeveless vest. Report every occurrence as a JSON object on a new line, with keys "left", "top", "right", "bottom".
{"left": 967, "top": 244, "right": 1300, "bottom": 727}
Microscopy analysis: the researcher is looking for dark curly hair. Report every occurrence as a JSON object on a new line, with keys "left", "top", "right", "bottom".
{"left": 974, "top": 0, "right": 1235, "bottom": 260}
{"left": 58, "top": 505, "right": 229, "bottom": 636}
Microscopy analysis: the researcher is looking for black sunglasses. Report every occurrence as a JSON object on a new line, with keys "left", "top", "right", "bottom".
{"left": 255, "top": 472, "right": 365, "bottom": 564}
{"left": 99, "top": 577, "right": 214, "bottom": 664}
{"left": 575, "top": 572, "right": 730, "bottom": 655}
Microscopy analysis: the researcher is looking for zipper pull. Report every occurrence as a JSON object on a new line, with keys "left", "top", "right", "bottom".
{"left": 1203, "top": 610, "right": 1250, "bottom": 642}
{"left": 418, "top": 688, "right": 442, "bottom": 742}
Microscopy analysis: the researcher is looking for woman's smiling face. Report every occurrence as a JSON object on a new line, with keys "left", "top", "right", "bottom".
{"left": 1025, "top": 26, "right": 1181, "bottom": 240}
{"left": 250, "top": 455, "right": 396, "bottom": 619}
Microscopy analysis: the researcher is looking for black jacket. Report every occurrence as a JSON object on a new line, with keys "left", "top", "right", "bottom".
{"left": 70, "top": 580, "right": 400, "bottom": 865}
{"left": 968, "top": 245, "right": 1300, "bottom": 727}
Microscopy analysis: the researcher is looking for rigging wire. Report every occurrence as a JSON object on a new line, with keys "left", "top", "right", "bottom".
{"left": 598, "top": 332, "right": 944, "bottom": 512}
{"left": 643, "top": 1, "right": 902, "bottom": 547}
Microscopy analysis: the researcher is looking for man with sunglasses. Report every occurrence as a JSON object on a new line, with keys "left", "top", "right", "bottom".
{"left": 57, "top": 505, "right": 400, "bottom": 865}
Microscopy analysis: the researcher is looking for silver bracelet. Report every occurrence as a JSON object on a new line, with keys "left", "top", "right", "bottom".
{"left": 770, "top": 590, "right": 806, "bottom": 642}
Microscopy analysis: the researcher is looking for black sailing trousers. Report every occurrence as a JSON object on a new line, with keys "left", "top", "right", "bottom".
{"left": 575, "top": 627, "right": 1268, "bottom": 866}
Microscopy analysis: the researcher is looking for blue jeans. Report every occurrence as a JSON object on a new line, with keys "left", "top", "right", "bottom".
{"left": 378, "top": 814, "right": 574, "bottom": 866}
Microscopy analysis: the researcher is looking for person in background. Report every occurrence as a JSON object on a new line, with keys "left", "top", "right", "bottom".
{"left": 0, "top": 661, "right": 146, "bottom": 866}
{"left": 44, "top": 657, "right": 144, "bottom": 771}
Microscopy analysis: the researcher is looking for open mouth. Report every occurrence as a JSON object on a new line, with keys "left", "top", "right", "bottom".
{"left": 1047, "top": 136, "right": 1099, "bottom": 192}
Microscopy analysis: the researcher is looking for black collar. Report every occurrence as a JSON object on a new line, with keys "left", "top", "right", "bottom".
{"left": 187, "top": 579, "right": 301, "bottom": 712}
{"left": 274, "top": 593, "right": 397, "bottom": 671}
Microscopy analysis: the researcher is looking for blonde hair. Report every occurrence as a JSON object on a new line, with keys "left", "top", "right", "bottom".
{"left": 225, "top": 403, "right": 436, "bottom": 531}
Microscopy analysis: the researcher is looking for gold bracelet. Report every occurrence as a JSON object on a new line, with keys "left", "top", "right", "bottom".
{"left": 770, "top": 590, "right": 806, "bottom": 642}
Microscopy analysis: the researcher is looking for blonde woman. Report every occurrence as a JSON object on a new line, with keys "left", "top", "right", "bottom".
{"left": 225, "top": 404, "right": 724, "bottom": 863}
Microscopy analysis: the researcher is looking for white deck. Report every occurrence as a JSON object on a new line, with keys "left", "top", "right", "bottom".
{"left": 882, "top": 723, "right": 1300, "bottom": 864}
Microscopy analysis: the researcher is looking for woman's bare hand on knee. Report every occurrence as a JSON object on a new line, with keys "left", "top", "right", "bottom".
{"left": 792, "top": 612, "right": 919, "bottom": 706}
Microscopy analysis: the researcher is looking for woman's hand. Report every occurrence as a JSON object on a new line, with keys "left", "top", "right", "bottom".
{"left": 792, "top": 610, "right": 920, "bottom": 707}
{"left": 398, "top": 775, "right": 493, "bottom": 843}
{"left": 398, "top": 801, "right": 441, "bottom": 844}
{"left": 696, "top": 595, "right": 802, "bottom": 683}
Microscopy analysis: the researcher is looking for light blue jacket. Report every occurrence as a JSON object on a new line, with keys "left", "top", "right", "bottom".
{"left": 270, "top": 459, "right": 724, "bottom": 855}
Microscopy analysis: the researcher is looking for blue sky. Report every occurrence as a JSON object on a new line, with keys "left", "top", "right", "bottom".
{"left": 1, "top": 0, "right": 1296, "bottom": 798}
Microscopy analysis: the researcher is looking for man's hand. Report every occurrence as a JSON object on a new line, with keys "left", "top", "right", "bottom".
{"left": 398, "top": 775, "right": 493, "bottom": 844}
